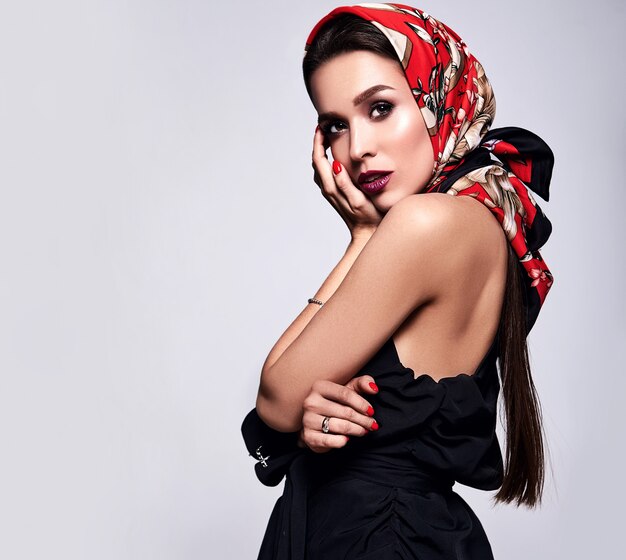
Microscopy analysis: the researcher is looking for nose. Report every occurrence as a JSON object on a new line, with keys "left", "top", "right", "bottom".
{"left": 348, "top": 120, "right": 377, "bottom": 162}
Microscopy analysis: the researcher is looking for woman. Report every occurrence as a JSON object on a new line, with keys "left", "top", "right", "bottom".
{"left": 242, "top": 3, "right": 555, "bottom": 559}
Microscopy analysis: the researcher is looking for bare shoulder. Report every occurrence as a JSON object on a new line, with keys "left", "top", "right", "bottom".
{"left": 385, "top": 192, "right": 503, "bottom": 241}
{"left": 382, "top": 192, "right": 507, "bottom": 282}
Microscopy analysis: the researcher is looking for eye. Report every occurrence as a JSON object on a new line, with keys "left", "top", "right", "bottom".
{"left": 321, "top": 121, "right": 346, "bottom": 135}
{"left": 370, "top": 100, "right": 394, "bottom": 119}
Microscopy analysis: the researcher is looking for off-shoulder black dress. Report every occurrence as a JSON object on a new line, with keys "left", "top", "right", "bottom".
{"left": 241, "top": 330, "right": 503, "bottom": 559}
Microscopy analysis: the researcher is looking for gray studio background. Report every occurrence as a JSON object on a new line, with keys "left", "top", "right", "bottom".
{"left": 1, "top": 0, "right": 623, "bottom": 558}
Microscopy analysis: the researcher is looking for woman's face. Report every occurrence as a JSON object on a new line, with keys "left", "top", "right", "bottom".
{"left": 309, "top": 50, "right": 434, "bottom": 213}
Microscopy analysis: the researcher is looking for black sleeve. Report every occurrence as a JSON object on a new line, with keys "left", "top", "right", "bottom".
{"left": 241, "top": 408, "right": 303, "bottom": 487}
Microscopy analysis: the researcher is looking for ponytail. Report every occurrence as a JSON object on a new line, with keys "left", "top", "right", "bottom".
{"left": 493, "top": 243, "right": 548, "bottom": 508}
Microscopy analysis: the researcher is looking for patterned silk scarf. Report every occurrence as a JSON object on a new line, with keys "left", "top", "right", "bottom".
{"left": 305, "top": 3, "right": 555, "bottom": 333}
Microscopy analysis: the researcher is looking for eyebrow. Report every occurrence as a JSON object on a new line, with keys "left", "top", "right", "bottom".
{"left": 317, "top": 84, "right": 396, "bottom": 124}
{"left": 353, "top": 84, "right": 396, "bottom": 106}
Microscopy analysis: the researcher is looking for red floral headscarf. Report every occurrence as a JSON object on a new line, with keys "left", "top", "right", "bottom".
{"left": 305, "top": 2, "right": 555, "bottom": 333}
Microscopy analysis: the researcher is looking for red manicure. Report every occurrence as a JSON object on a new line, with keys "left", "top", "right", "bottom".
{"left": 332, "top": 160, "right": 342, "bottom": 174}
{"left": 371, "top": 420, "right": 379, "bottom": 431}
{"left": 369, "top": 382, "right": 379, "bottom": 392}
{"left": 366, "top": 406, "right": 375, "bottom": 417}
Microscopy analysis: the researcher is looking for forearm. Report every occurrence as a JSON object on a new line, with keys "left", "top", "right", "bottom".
{"left": 256, "top": 233, "right": 373, "bottom": 431}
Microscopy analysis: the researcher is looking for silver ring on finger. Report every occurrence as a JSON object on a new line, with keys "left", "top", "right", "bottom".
{"left": 321, "top": 416, "right": 331, "bottom": 434}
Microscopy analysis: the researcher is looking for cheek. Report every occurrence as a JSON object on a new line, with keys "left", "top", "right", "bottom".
{"left": 392, "top": 114, "right": 434, "bottom": 173}
{"left": 328, "top": 138, "right": 348, "bottom": 161}
{"left": 380, "top": 117, "right": 431, "bottom": 197}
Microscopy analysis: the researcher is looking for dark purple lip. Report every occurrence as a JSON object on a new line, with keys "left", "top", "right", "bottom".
{"left": 359, "top": 172, "right": 392, "bottom": 194}
{"left": 358, "top": 170, "right": 393, "bottom": 185}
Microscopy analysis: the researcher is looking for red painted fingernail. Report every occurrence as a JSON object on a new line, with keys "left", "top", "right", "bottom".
{"left": 369, "top": 382, "right": 379, "bottom": 392}
{"left": 366, "top": 406, "right": 375, "bottom": 417}
{"left": 371, "top": 420, "right": 379, "bottom": 431}
{"left": 332, "top": 160, "right": 342, "bottom": 174}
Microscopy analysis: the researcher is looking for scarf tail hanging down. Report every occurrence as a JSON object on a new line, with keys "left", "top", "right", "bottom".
{"left": 431, "top": 125, "right": 554, "bottom": 334}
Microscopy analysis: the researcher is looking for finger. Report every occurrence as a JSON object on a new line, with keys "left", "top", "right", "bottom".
{"left": 312, "top": 127, "right": 337, "bottom": 196}
{"left": 313, "top": 125, "right": 329, "bottom": 157}
{"left": 330, "top": 159, "right": 372, "bottom": 211}
{"left": 304, "top": 431, "right": 350, "bottom": 453}
{"left": 345, "top": 375, "right": 380, "bottom": 395}
{"left": 313, "top": 379, "right": 376, "bottom": 423}
{"left": 304, "top": 399, "right": 376, "bottom": 434}
{"left": 312, "top": 125, "right": 329, "bottom": 163}
{"left": 304, "top": 398, "right": 375, "bottom": 431}
{"left": 319, "top": 126, "right": 331, "bottom": 151}
{"left": 303, "top": 413, "right": 370, "bottom": 437}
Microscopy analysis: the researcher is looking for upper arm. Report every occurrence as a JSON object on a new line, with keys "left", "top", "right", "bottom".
{"left": 258, "top": 193, "right": 484, "bottom": 431}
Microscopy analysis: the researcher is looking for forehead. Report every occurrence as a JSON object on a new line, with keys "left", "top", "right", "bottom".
{"left": 310, "top": 50, "right": 409, "bottom": 110}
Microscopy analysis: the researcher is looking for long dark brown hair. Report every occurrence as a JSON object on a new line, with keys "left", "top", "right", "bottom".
{"left": 303, "top": 14, "right": 547, "bottom": 509}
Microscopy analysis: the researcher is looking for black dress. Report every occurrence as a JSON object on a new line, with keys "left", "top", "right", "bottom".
{"left": 241, "top": 331, "right": 503, "bottom": 559}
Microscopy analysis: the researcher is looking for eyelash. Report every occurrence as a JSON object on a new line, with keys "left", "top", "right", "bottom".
{"left": 321, "top": 100, "right": 394, "bottom": 136}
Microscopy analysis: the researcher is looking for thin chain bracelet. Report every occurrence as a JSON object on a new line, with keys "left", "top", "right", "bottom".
{"left": 307, "top": 298, "right": 324, "bottom": 307}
